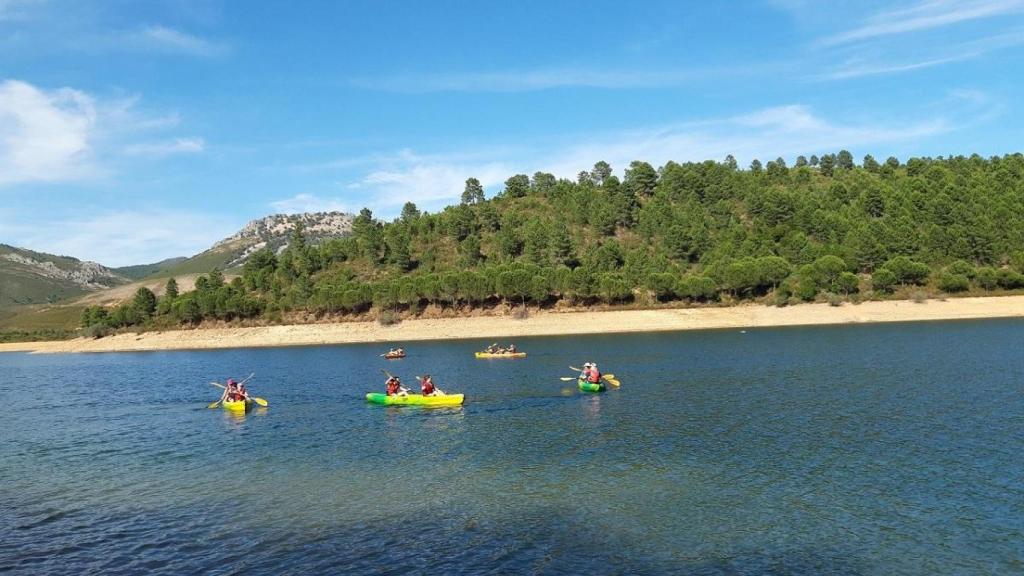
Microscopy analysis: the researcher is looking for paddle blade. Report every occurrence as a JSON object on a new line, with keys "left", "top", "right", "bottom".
{"left": 605, "top": 377, "right": 621, "bottom": 387}
{"left": 559, "top": 377, "right": 577, "bottom": 381}
{"left": 210, "top": 381, "right": 226, "bottom": 389}
{"left": 569, "top": 366, "right": 582, "bottom": 372}
{"left": 602, "top": 373, "right": 615, "bottom": 379}
{"left": 207, "top": 400, "right": 221, "bottom": 409}
{"left": 252, "top": 397, "right": 268, "bottom": 407}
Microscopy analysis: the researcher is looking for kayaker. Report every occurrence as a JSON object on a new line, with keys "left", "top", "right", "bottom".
{"left": 578, "top": 363, "right": 590, "bottom": 380}
{"left": 385, "top": 376, "right": 407, "bottom": 396}
{"left": 224, "top": 378, "right": 242, "bottom": 401}
{"left": 586, "top": 363, "right": 602, "bottom": 384}
{"left": 508, "top": 344, "right": 517, "bottom": 353}
{"left": 420, "top": 375, "right": 436, "bottom": 396}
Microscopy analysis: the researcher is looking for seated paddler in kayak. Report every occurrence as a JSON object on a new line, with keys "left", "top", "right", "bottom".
{"left": 221, "top": 378, "right": 242, "bottom": 402}
{"left": 579, "top": 363, "right": 601, "bottom": 384}
{"left": 507, "top": 344, "right": 517, "bottom": 353}
{"left": 419, "top": 375, "right": 445, "bottom": 396}
{"left": 385, "top": 376, "right": 408, "bottom": 396}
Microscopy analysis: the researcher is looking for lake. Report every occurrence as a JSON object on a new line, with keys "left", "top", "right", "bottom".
{"left": 2, "top": 319, "right": 1023, "bottom": 575}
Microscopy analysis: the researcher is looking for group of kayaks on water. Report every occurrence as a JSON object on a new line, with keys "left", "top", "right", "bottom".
{"left": 208, "top": 345, "right": 620, "bottom": 412}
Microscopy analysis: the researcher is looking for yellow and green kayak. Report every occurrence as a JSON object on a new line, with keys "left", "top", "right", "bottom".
{"left": 474, "top": 351, "right": 527, "bottom": 359}
{"left": 365, "top": 393, "right": 465, "bottom": 407}
{"left": 222, "top": 398, "right": 253, "bottom": 412}
{"left": 578, "top": 379, "right": 606, "bottom": 393}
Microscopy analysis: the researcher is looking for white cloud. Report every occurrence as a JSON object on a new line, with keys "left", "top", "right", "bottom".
{"left": 339, "top": 103, "right": 955, "bottom": 215}
{"left": 352, "top": 68, "right": 714, "bottom": 93}
{"left": 124, "top": 137, "right": 205, "bottom": 156}
{"left": 4, "top": 210, "right": 232, "bottom": 267}
{"left": 0, "top": 79, "right": 204, "bottom": 187}
{"left": 269, "top": 193, "right": 353, "bottom": 214}
{"left": 820, "top": 0, "right": 1024, "bottom": 46}
{"left": 819, "top": 29, "right": 1024, "bottom": 80}
{"left": 129, "top": 25, "right": 225, "bottom": 57}
{"left": 345, "top": 151, "right": 513, "bottom": 214}
{"left": 0, "top": 79, "right": 98, "bottom": 185}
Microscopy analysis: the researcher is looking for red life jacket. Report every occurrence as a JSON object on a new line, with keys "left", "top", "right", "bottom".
{"left": 386, "top": 379, "right": 400, "bottom": 395}
{"left": 421, "top": 380, "right": 435, "bottom": 395}
{"left": 587, "top": 370, "right": 601, "bottom": 384}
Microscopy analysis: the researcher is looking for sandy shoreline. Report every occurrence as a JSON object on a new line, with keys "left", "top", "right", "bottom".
{"left": 2, "top": 295, "right": 1023, "bottom": 354}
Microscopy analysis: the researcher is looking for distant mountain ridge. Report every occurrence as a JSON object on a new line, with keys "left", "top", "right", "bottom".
{"left": 0, "top": 212, "right": 354, "bottom": 311}
{"left": 0, "top": 244, "right": 129, "bottom": 308}
{"left": 137, "top": 211, "right": 355, "bottom": 278}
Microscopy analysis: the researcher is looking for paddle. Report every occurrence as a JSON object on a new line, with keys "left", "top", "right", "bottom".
{"left": 380, "top": 369, "right": 410, "bottom": 395}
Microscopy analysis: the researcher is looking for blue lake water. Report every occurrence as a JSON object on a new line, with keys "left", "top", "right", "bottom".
{"left": 2, "top": 319, "right": 1023, "bottom": 575}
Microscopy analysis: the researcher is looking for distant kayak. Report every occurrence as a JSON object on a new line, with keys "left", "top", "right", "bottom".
{"left": 577, "top": 379, "right": 606, "bottom": 393}
{"left": 365, "top": 393, "right": 464, "bottom": 407}
{"left": 223, "top": 398, "right": 253, "bottom": 412}
{"left": 383, "top": 352, "right": 406, "bottom": 359}
{"left": 474, "top": 351, "right": 526, "bottom": 359}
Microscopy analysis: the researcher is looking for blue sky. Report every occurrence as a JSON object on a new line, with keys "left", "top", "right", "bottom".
{"left": 1, "top": 0, "right": 1022, "bottom": 266}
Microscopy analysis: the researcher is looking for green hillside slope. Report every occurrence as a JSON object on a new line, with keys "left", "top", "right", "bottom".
{"left": 79, "top": 152, "right": 1024, "bottom": 332}
{"left": 0, "top": 245, "right": 128, "bottom": 309}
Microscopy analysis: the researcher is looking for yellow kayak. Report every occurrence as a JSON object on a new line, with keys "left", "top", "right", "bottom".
{"left": 365, "top": 393, "right": 464, "bottom": 407}
{"left": 222, "top": 399, "right": 253, "bottom": 412}
{"left": 474, "top": 352, "right": 526, "bottom": 359}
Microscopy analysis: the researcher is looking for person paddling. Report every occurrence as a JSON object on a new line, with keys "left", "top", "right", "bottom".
{"left": 586, "top": 363, "right": 602, "bottom": 384}
{"left": 222, "top": 378, "right": 242, "bottom": 402}
{"left": 420, "top": 375, "right": 436, "bottom": 396}
{"left": 385, "top": 375, "right": 408, "bottom": 396}
{"left": 508, "top": 344, "right": 517, "bottom": 353}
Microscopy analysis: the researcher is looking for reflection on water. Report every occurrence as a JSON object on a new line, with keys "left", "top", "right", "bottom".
{"left": 2, "top": 319, "right": 1024, "bottom": 575}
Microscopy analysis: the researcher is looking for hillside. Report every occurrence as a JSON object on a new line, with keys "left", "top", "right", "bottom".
{"left": 0, "top": 244, "right": 129, "bottom": 309}
{"left": 148, "top": 212, "right": 354, "bottom": 278}
{"left": 74, "top": 151, "right": 1024, "bottom": 333}
{"left": 113, "top": 257, "right": 188, "bottom": 280}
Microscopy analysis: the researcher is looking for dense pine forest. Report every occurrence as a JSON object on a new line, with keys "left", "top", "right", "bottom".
{"left": 82, "top": 152, "right": 1024, "bottom": 332}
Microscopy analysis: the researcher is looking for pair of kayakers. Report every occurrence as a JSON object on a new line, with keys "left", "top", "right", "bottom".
{"left": 579, "top": 362, "right": 601, "bottom": 384}
{"left": 385, "top": 374, "right": 443, "bottom": 396}
{"left": 221, "top": 378, "right": 249, "bottom": 402}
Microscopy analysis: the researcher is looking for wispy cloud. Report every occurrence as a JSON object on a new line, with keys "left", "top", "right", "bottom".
{"left": 125, "top": 25, "right": 226, "bottom": 57}
{"left": 124, "top": 137, "right": 205, "bottom": 157}
{"left": 0, "top": 79, "right": 204, "bottom": 187}
{"left": 2, "top": 209, "right": 232, "bottom": 267}
{"left": 346, "top": 153, "right": 513, "bottom": 211}
{"left": 820, "top": 0, "right": 1024, "bottom": 46}
{"left": 269, "top": 193, "right": 352, "bottom": 214}
{"left": 353, "top": 68, "right": 721, "bottom": 93}
{"left": 333, "top": 102, "right": 961, "bottom": 216}
{"left": 0, "top": 0, "right": 42, "bottom": 21}
{"left": 540, "top": 104, "right": 948, "bottom": 178}
{"left": 818, "top": 27, "right": 1024, "bottom": 80}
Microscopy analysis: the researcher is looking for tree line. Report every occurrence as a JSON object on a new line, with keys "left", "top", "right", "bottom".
{"left": 82, "top": 152, "right": 1024, "bottom": 332}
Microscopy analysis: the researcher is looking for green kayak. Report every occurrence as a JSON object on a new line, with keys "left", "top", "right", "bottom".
{"left": 365, "top": 392, "right": 464, "bottom": 407}
{"left": 578, "top": 379, "right": 606, "bottom": 393}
